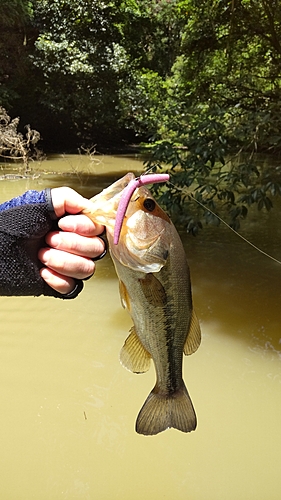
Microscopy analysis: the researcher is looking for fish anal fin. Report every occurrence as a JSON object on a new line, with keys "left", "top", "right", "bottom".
{"left": 139, "top": 273, "right": 167, "bottom": 307}
{"left": 136, "top": 382, "right": 197, "bottom": 435}
{"left": 120, "top": 327, "right": 151, "bottom": 374}
{"left": 184, "top": 309, "right": 201, "bottom": 356}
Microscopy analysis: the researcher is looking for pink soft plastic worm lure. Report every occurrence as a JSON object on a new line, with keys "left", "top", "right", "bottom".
{"left": 113, "top": 173, "right": 170, "bottom": 245}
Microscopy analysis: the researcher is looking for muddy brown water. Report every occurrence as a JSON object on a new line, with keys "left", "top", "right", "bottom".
{"left": 0, "top": 155, "right": 281, "bottom": 499}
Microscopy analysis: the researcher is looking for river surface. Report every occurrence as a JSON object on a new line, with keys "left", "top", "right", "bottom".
{"left": 0, "top": 155, "right": 281, "bottom": 500}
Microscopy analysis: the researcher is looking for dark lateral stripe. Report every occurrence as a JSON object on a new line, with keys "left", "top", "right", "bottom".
{"left": 163, "top": 301, "right": 181, "bottom": 394}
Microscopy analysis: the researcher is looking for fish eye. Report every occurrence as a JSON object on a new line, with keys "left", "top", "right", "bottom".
{"left": 143, "top": 198, "right": 156, "bottom": 212}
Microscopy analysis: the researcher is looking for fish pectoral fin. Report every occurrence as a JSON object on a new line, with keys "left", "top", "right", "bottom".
{"left": 183, "top": 309, "right": 201, "bottom": 355}
{"left": 139, "top": 273, "right": 167, "bottom": 307}
{"left": 119, "top": 280, "right": 130, "bottom": 310}
{"left": 120, "top": 327, "right": 151, "bottom": 374}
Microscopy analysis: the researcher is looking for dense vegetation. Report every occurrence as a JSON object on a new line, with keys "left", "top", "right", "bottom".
{"left": 1, "top": 0, "right": 281, "bottom": 229}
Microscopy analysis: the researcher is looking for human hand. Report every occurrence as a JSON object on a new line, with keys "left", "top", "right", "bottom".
{"left": 38, "top": 187, "right": 106, "bottom": 295}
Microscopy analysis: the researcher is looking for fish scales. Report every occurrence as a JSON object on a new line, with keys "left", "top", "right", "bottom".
{"left": 83, "top": 172, "right": 201, "bottom": 435}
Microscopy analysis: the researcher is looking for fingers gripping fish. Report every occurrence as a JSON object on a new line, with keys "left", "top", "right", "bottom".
{"left": 83, "top": 172, "right": 201, "bottom": 435}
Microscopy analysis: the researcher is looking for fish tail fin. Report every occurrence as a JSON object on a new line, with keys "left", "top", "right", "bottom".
{"left": 135, "top": 382, "right": 197, "bottom": 436}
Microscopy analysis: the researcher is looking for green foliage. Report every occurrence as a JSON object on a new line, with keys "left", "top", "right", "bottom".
{"left": 29, "top": 0, "right": 125, "bottom": 144}
{"left": 141, "top": 0, "right": 281, "bottom": 232}
{"left": 145, "top": 106, "right": 281, "bottom": 232}
{"left": 26, "top": 0, "right": 189, "bottom": 146}
{"left": 2, "top": 0, "right": 281, "bottom": 231}
{"left": 0, "top": 0, "right": 34, "bottom": 108}
{"left": 0, "top": 0, "right": 32, "bottom": 27}
{"left": 118, "top": 69, "right": 167, "bottom": 137}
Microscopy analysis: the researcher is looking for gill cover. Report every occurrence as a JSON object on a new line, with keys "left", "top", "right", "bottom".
{"left": 111, "top": 189, "right": 172, "bottom": 272}
{"left": 113, "top": 172, "right": 170, "bottom": 244}
{"left": 84, "top": 172, "right": 171, "bottom": 272}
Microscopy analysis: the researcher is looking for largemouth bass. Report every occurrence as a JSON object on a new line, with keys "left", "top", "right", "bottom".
{"left": 84, "top": 173, "right": 201, "bottom": 435}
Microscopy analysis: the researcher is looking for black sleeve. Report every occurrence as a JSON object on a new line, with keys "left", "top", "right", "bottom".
{"left": 0, "top": 200, "right": 83, "bottom": 299}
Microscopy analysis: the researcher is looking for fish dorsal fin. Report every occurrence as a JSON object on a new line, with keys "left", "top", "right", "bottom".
{"left": 184, "top": 309, "right": 201, "bottom": 355}
{"left": 120, "top": 327, "right": 151, "bottom": 374}
{"left": 139, "top": 273, "right": 167, "bottom": 307}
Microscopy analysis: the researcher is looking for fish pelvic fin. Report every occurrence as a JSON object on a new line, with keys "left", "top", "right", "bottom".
{"left": 184, "top": 309, "right": 201, "bottom": 355}
{"left": 120, "top": 327, "right": 151, "bottom": 374}
{"left": 135, "top": 383, "right": 197, "bottom": 436}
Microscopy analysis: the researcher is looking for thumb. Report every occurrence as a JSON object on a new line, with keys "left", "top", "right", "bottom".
{"left": 51, "top": 187, "right": 90, "bottom": 218}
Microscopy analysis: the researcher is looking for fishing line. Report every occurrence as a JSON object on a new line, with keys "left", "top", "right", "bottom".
{"left": 166, "top": 179, "right": 281, "bottom": 266}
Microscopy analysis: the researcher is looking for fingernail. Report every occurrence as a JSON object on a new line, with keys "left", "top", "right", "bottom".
{"left": 38, "top": 248, "right": 51, "bottom": 265}
{"left": 92, "top": 237, "right": 107, "bottom": 261}
{"left": 48, "top": 233, "right": 61, "bottom": 248}
{"left": 97, "top": 227, "right": 106, "bottom": 237}
{"left": 40, "top": 267, "right": 49, "bottom": 281}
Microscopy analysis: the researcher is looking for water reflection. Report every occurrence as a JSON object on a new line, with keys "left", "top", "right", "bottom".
{"left": 0, "top": 155, "right": 281, "bottom": 500}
